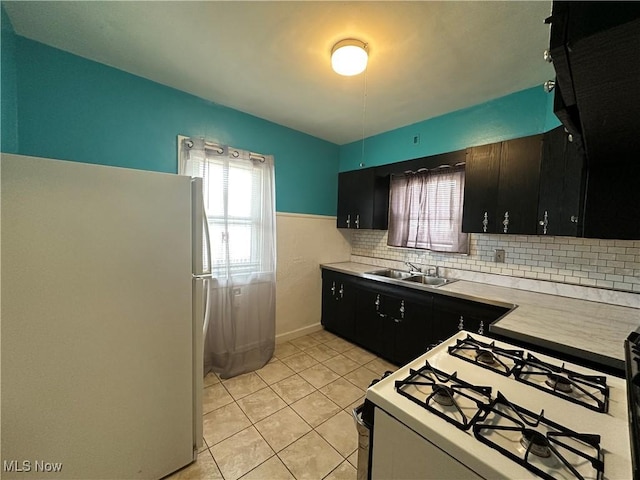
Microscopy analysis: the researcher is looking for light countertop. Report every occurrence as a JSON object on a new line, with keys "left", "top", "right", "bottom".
{"left": 321, "top": 261, "right": 640, "bottom": 371}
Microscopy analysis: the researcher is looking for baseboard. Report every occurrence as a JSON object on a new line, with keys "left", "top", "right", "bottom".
{"left": 276, "top": 323, "right": 323, "bottom": 344}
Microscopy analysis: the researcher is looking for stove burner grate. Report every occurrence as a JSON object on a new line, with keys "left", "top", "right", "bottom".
{"left": 476, "top": 349, "right": 497, "bottom": 365}
{"left": 473, "top": 393, "right": 604, "bottom": 480}
{"left": 394, "top": 361, "right": 492, "bottom": 431}
{"left": 520, "top": 429, "right": 551, "bottom": 458}
{"left": 513, "top": 353, "right": 609, "bottom": 413}
{"left": 448, "top": 335, "right": 525, "bottom": 376}
{"left": 432, "top": 384, "right": 456, "bottom": 406}
{"left": 545, "top": 373, "right": 573, "bottom": 393}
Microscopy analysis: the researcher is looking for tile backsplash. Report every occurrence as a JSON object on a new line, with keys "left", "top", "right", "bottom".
{"left": 350, "top": 231, "right": 640, "bottom": 293}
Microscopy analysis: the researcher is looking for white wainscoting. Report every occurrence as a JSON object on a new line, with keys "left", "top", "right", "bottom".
{"left": 275, "top": 212, "right": 352, "bottom": 340}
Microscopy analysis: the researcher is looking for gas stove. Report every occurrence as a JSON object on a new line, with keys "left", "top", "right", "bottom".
{"left": 366, "top": 331, "right": 630, "bottom": 480}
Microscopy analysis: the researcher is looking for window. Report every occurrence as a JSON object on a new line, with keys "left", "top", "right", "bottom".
{"left": 202, "top": 157, "right": 268, "bottom": 276}
{"left": 179, "top": 137, "right": 276, "bottom": 278}
{"left": 387, "top": 167, "right": 468, "bottom": 253}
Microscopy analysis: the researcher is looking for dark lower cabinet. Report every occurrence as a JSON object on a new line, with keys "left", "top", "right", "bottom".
{"left": 321, "top": 270, "right": 356, "bottom": 342}
{"left": 354, "top": 288, "right": 385, "bottom": 355}
{"left": 391, "top": 296, "right": 434, "bottom": 366}
{"left": 321, "top": 269, "right": 510, "bottom": 366}
{"left": 355, "top": 285, "right": 433, "bottom": 366}
{"left": 432, "top": 295, "right": 510, "bottom": 344}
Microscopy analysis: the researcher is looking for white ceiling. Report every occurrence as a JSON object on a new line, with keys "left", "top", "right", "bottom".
{"left": 4, "top": 1, "right": 555, "bottom": 145}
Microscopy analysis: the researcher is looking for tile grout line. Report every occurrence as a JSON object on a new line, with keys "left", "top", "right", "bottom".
{"left": 203, "top": 331, "right": 393, "bottom": 479}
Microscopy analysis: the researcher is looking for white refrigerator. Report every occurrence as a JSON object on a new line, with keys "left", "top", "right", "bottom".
{"left": 1, "top": 153, "right": 204, "bottom": 479}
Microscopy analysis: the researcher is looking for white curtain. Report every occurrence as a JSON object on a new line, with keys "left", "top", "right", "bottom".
{"left": 388, "top": 167, "right": 468, "bottom": 253}
{"left": 179, "top": 137, "right": 276, "bottom": 379}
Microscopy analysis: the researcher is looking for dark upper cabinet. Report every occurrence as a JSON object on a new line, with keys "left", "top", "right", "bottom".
{"left": 337, "top": 168, "right": 389, "bottom": 230}
{"left": 462, "top": 143, "right": 502, "bottom": 234}
{"left": 537, "top": 127, "right": 587, "bottom": 236}
{"left": 582, "top": 161, "right": 640, "bottom": 240}
{"left": 548, "top": 1, "right": 640, "bottom": 166}
{"left": 462, "top": 135, "right": 542, "bottom": 235}
{"left": 497, "top": 135, "right": 543, "bottom": 235}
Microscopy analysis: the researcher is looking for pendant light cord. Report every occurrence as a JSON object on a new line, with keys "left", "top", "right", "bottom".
{"left": 361, "top": 66, "right": 368, "bottom": 167}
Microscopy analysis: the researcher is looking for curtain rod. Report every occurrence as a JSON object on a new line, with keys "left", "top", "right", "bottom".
{"left": 398, "top": 161, "right": 465, "bottom": 175}
{"left": 185, "top": 138, "right": 266, "bottom": 163}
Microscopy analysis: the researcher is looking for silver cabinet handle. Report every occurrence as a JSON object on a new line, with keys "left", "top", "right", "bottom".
{"left": 538, "top": 210, "right": 549, "bottom": 235}
{"left": 482, "top": 212, "right": 489, "bottom": 233}
{"left": 339, "top": 284, "right": 344, "bottom": 299}
{"left": 543, "top": 49, "right": 553, "bottom": 63}
{"left": 399, "top": 300, "right": 405, "bottom": 319}
{"left": 478, "top": 321, "right": 484, "bottom": 335}
{"left": 331, "top": 281, "right": 336, "bottom": 296}
{"left": 502, "top": 212, "right": 509, "bottom": 233}
{"left": 570, "top": 215, "right": 579, "bottom": 223}
{"left": 346, "top": 214, "right": 351, "bottom": 228}
{"left": 458, "top": 316, "right": 464, "bottom": 331}
{"left": 374, "top": 294, "right": 380, "bottom": 311}
{"left": 355, "top": 214, "right": 359, "bottom": 229}
{"left": 543, "top": 79, "right": 555, "bottom": 93}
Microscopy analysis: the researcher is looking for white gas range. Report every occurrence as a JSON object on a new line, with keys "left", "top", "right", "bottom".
{"left": 366, "top": 331, "right": 631, "bottom": 480}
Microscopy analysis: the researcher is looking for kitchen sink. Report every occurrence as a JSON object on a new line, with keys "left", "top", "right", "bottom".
{"left": 365, "top": 268, "right": 416, "bottom": 280}
{"left": 364, "top": 269, "right": 457, "bottom": 287}
{"left": 403, "top": 275, "right": 457, "bottom": 287}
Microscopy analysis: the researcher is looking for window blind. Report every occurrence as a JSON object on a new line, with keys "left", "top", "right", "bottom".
{"left": 388, "top": 167, "right": 469, "bottom": 254}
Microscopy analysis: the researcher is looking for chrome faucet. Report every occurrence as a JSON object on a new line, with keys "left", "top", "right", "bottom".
{"left": 404, "top": 261, "right": 421, "bottom": 273}
{"left": 426, "top": 266, "right": 442, "bottom": 277}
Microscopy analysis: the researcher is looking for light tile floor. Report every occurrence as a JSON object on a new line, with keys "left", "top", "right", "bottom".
{"left": 166, "top": 329, "right": 396, "bottom": 480}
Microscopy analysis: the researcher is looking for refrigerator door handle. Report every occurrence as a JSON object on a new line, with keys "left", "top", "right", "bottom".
{"left": 191, "top": 177, "right": 212, "bottom": 276}
{"left": 202, "top": 198, "right": 212, "bottom": 275}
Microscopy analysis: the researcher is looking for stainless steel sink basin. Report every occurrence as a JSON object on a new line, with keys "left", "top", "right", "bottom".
{"left": 365, "top": 268, "right": 415, "bottom": 280}
{"left": 365, "top": 269, "right": 457, "bottom": 287}
{"left": 404, "top": 275, "right": 456, "bottom": 287}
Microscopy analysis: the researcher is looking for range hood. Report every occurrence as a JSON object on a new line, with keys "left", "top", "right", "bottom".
{"left": 547, "top": 1, "right": 640, "bottom": 166}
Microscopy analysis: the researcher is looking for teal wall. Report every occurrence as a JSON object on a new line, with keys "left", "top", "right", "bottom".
{"left": 1, "top": 5, "right": 18, "bottom": 153}
{"left": 6, "top": 33, "right": 339, "bottom": 215}
{"left": 2, "top": 3, "right": 561, "bottom": 215}
{"left": 339, "top": 86, "right": 558, "bottom": 172}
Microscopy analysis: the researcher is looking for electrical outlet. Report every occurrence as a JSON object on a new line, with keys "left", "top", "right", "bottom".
{"left": 494, "top": 249, "right": 505, "bottom": 263}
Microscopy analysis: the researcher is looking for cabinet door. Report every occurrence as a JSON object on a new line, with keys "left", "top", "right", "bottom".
{"left": 496, "top": 135, "right": 543, "bottom": 235}
{"left": 538, "top": 127, "right": 586, "bottom": 236}
{"left": 356, "top": 289, "right": 433, "bottom": 366}
{"left": 337, "top": 171, "right": 360, "bottom": 229}
{"left": 337, "top": 169, "right": 389, "bottom": 230}
{"left": 432, "top": 295, "right": 509, "bottom": 343}
{"left": 355, "top": 287, "right": 384, "bottom": 354}
{"left": 582, "top": 161, "right": 640, "bottom": 240}
{"left": 462, "top": 143, "right": 501, "bottom": 233}
{"left": 393, "top": 297, "right": 433, "bottom": 366}
{"left": 321, "top": 272, "right": 356, "bottom": 341}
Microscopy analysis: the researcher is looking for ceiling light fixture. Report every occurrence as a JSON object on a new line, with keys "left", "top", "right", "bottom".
{"left": 331, "top": 39, "right": 368, "bottom": 76}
